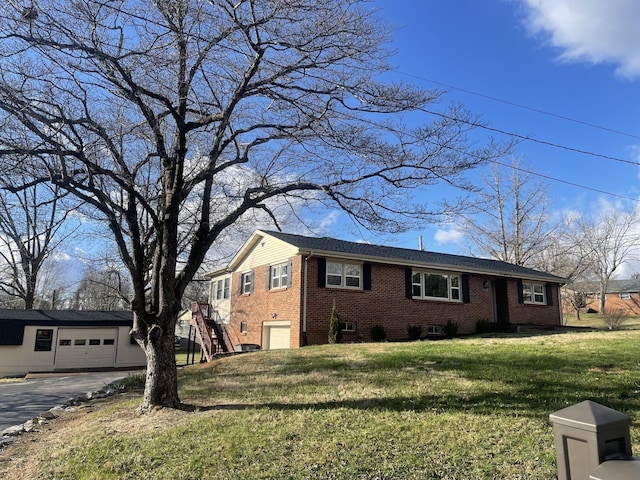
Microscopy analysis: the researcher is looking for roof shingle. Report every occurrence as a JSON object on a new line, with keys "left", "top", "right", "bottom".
{"left": 262, "top": 230, "right": 564, "bottom": 283}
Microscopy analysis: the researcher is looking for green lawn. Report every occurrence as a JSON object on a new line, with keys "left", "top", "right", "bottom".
{"left": 21, "top": 330, "right": 640, "bottom": 479}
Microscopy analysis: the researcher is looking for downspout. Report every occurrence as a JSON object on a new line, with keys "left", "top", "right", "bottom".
{"left": 302, "top": 253, "right": 314, "bottom": 346}
{"left": 558, "top": 284, "right": 564, "bottom": 326}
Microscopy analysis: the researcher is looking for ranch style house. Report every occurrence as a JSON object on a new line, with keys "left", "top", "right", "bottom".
{"left": 193, "top": 230, "right": 565, "bottom": 356}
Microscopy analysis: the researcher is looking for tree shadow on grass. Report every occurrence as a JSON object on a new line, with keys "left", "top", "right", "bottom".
{"left": 180, "top": 339, "right": 640, "bottom": 420}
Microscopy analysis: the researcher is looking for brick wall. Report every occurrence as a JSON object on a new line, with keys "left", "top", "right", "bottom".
{"left": 229, "top": 255, "right": 563, "bottom": 348}
{"left": 506, "top": 281, "right": 561, "bottom": 327}
{"left": 604, "top": 293, "right": 640, "bottom": 315}
{"left": 230, "top": 256, "right": 303, "bottom": 349}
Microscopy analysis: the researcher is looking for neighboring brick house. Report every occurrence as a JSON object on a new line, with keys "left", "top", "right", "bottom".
{"left": 584, "top": 279, "right": 640, "bottom": 316}
{"left": 207, "top": 230, "right": 565, "bottom": 350}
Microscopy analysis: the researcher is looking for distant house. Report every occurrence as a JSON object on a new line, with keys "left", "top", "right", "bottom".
{"left": 0, "top": 310, "right": 146, "bottom": 377}
{"left": 585, "top": 279, "right": 640, "bottom": 315}
{"left": 199, "top": 230, "right": 565, "bottom": 353}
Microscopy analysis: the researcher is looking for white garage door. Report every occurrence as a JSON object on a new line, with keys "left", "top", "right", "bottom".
{"left": 55, "top": 328, "right": 118, "bottom": 369}
{"left": 265, "top": 323, "right": 291, "bottom": 350}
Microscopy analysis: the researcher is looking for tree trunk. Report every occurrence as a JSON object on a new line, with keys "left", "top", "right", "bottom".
{"left": 140, "top": 323, "right": 180, "bottom": 411}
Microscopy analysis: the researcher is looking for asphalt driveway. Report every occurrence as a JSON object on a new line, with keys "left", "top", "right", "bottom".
{"left": 0, "top": 370, "right": 142, "bottom": 432}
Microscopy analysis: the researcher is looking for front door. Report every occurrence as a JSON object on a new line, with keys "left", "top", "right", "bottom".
{"left": 493, "top": 279, "right": 510, "bottom": 329}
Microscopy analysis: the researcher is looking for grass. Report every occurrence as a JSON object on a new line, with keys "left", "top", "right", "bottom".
{"left": 4, "top": 330, "right": 640, "bottom": 479}
{"left": 564, "top": 311, "right": 640, "bottom": 329}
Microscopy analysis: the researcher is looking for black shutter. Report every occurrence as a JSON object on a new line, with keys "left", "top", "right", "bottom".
{"left": 517, "top": 280, "right": 524, "bottom": 304}
{"left": 405, "top": 268, "right": 413, "bottom": 299}
{"left": 462, "top": 274, "right": 470, "bottom": 304}
{"left": 317, "top": 258, "right": 326, "bottom": 288}
{"left": 286, "top": 260, "right": 292, "bottom": 287}
{"left": 238, "top": 273, "right": 244, "bottom": 295}
{"left": 265, "top": 266, "right": 272, "bottom": 290}
{"left": 545, "top": 283, "right": 554, "bottom": 306}
{"left": 363, "top": 263, "right": 372, "bottom": 290}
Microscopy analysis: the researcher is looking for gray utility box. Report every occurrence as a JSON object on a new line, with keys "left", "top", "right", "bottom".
{"left": 549, "top": 400, "right": 632, "bottom": 480}
{"left": 589, "top": 458, "right": 640, "bottom": 480}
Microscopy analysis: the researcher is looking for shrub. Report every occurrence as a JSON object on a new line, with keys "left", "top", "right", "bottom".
{"left": 328, "top": 301, "right": 342, "bottom": 344}
{"left": 601, "top": 308, "right": 628, "bottom": 331}
{"left": 407, "top": 324, "right": 423, "bottom": 340}
{"left": 371, "top": 325, "right": 386, "bottom": 342}
{"left": 443, "top": 320, "right": 458, "bottom": 337}
{"left": 475, "top": 319, "right": 493, "bottom": 334}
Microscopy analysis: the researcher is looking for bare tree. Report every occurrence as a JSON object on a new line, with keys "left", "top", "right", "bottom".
{"left": 578, "top": 208, "right": 640, "bottom": 314}
{"left": 458, "top": 159, "right": 565, "bottom": 270}
{"left": 72, "top": 260, "right": 132, "bottom": 311}
{"left": 0, "top": 178, "right": 73, "bottom": 308}
{"left": 0, "top": 0, "right": 509, "bottom": 410}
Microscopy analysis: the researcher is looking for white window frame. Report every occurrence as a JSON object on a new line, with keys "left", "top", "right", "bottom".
{"left": 427, "top": 325, "right": 444, "bottom": 335}
{"left": 523, "top": 282, "right": 546, "bottom": 305}
{"left": 270, "top": 262, "right": 289, "bottom": 290}
{"left": 340, "top": 321, "right": 356, "bottom": 332}
{"left": 213, "top": 277, "right": 231, "bottom": 300}
{"left": 241, "top": 272, "right": 253, "bottom": 295}
{"left": 326, "top": 261, "right": 362, "bottom": 289}
{"left": 412, "top": 270, "right": 461, "bottom": 302}
{"left": 620, "top": 292, "right": 631, "bottom": 300}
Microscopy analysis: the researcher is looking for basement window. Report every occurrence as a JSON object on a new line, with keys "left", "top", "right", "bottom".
{"left": 340, "top": 322, "right": 356, "bottom": 332}
{"left": 34, "top": 329, "right": 54, "bottom": 351}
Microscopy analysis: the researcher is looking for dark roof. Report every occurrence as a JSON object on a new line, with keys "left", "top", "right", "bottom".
{"left": 605, "top": 279, "right": 640, "bottom": 293}
{"left": 0, "top": 310, "right": 133, "bottom": 346}
{"left": 263, "top": 230, "right": 564, "bottom": 283}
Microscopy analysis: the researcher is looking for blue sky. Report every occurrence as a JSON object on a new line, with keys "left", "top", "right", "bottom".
{"left": 325, "top": 0, "right": 640, "bottom": 260}
{"left": 53, "top": 1, "right": 640, "bottom": 284}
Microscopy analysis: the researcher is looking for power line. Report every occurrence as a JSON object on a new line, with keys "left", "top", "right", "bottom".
{"left": 339, "top": 105, "right": 640, "bottom": 204}
{"left": 490, "top": 160, "right": 639, "bottom": 203}
{"left": 417, "top": 108, "right": 640, "bottom": 168}
{"left": 395, "top": 70, "right": 640, "bottom": 142}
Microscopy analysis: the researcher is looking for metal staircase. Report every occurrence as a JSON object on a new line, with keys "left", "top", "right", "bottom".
{"left": 190, "top": 302, "right": 231, "bottom": 361}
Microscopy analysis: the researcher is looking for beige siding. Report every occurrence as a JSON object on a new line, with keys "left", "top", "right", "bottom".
{"left": 114, "top": 326, "right": 146, "bottom": 368}
{"left": 208, "top": 273, "right": 232, "bottom": 323}
{"left": 0, "top": 325, "right": 145, "bottom": 377}
{"left": 234, "top": 234, "right": 298, "bottom": 272}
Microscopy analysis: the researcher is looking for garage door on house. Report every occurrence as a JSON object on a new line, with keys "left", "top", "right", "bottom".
{"left": 262, "top": 321, "right": 291, "bottom": 350}
{"left": 55, "top": 328, "right": 118, "bottom": 369}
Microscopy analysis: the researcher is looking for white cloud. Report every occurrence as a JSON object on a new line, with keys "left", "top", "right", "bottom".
{"left": 434, "top": 228, "right": 464, "bottom": 245}
{"left": 317, "top": 211, "right": 340, "bottom": 231}
{"left": 631, "top": 145, "right": 640, "bottom": 179}
{"left": 519, "top": 0, "right": 640, "bottom": 78}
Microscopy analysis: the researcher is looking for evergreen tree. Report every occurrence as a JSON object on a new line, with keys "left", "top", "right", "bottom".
{"left": 328, "top": 301, "right": 342, "bottom": 344}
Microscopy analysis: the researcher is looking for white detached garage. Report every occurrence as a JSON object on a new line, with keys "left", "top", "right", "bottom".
{"left": 0, "top": 309, "right": 146, "bottom": 377}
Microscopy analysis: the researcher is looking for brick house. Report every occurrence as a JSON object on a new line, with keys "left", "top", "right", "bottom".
{"left": 583, "top": 279, "right": 640, "bottom": 316}
{"left": 204, "top": 230, "right": 565, "bottom": 351}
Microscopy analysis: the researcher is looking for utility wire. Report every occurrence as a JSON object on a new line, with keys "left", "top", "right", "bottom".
{"left": 417, "top": 108, "right": 640, "bottom": 168}
{"left": 339, "top": 104, "right": 640, "bottom": 203}
{"left": 490, "top": 159, "right": 639, "bottom": 203}
{"left": 396, "top": 70, "right": 640, "bottom": 142}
